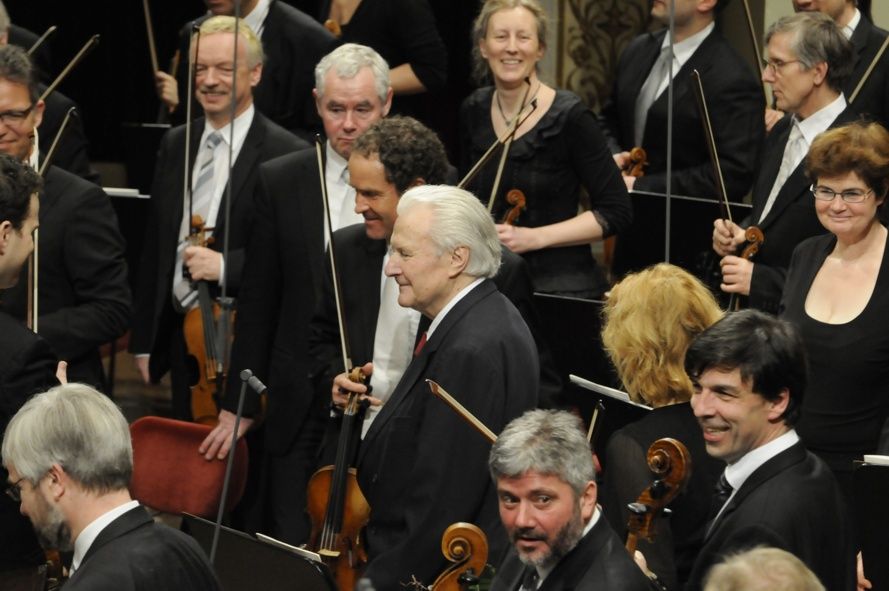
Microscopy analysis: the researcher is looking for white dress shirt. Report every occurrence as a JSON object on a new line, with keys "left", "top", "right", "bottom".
{"left": 323, "top": 142, "right": 364, "bottom": 248}
{"left": 70, "top": 500, "right": 140, "bottom": 575}
{"left": 651, "top": 22, "right": 715, "bottom": 98}
{"left": 426, "top": 277, "right": 485, "bottom": 340}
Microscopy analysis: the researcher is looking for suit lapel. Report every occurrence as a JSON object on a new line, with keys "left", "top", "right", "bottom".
{"left": 358, "top": 281, "right": 497, "bottom": 460}
{"left": 355, "top": 235, "right": 385, "bottom": 360}
{"left": 79, "top": 505, "right": 151, "bottom": 566}
{"left": 169, "top": 120, "right": 206, "bottom": 239}
{"left": 624, "top": 32, "right": 665, "bottom": 130}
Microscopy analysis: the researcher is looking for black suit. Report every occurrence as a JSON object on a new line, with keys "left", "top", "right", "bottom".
{"left": 39, "top": 88, "right": 99, "bottom": 184}
{"left": 598, "top": 28, "right": 763, "bottom": 276}
{"left": 1, "top": 166, "right": 130, "bottom": 389}
{"left": 490, "top": 515, "right": 652, "bottom": 591}
{"left": 8, "top": 24, "right": 53, "bottom": 84}
{"left": 0, "top": 311, "right": 58, "bottom": 572}
{"left": 356, "top": 280, "right": 539, "bottom": 591}
{"left": 222, "top": 147, "right": 327, "bottom": 543}
{"left": 64, "top": 505, "right": 220, "bottom": 590}
{"left": 173, "top": 1, "right": 336, "bottom": 139}
{"left": 309, "top": 224, "right": 563, "bottom": 422}
{"left": 130, "top": 112, "right": 304, "bottom": 418}
{"left": 685, "top": 442, "right": 856, "bottom": 591}
{"left": 745, "top": 107, "right": 858, "bottom": 313}
{"left": 847, "top": 16, "right": 889, "bottom": 130}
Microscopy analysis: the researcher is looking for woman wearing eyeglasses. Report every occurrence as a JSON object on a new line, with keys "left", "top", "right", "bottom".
{"left": 780, "top": 121, "right": 889, "bottom": 503}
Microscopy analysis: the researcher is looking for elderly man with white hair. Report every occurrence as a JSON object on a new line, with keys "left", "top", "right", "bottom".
{"left": 349, "top": 185, "right": 539, "bottom": 591}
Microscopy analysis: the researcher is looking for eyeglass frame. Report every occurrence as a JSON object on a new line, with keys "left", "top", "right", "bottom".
{"left": 810, "top": 184, "right": 874, "bottom": 203}
{"left": 761, "top": 58, "right": 802, "bottom": 76}
{"left": 5, "top": 476, "right": 26, "bottom": 503}
{"left": 0, "top": 103, "right": 36, "bottom": 126}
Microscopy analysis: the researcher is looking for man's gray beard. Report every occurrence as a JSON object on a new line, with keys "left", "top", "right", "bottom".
{"left": 33, "top": 494, "right": 73, "bottom": 552}
{"left": 515, "top": 503, "right": 585, "bottom": 571}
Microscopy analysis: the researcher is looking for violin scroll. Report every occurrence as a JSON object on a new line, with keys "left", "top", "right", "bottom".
{"left": 623, "top": 147, "right": 648, "bottom": 178}
{"left": 500, "top": 189, "right": 526, "bottom": 225}
{"left": 430, "top": 523, "right": 488, "bottom": 591}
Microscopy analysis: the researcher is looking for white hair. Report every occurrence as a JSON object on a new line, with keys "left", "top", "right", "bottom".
{"left": 314, "top": 43, "right": 390, "bottom": 104}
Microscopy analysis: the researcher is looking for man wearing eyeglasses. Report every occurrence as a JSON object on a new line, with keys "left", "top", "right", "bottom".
{"left": 0, "top": 153, "right": 60, "bottom": 574}
{"left": 0, "top": 45, "right": 130, "bottom": 391}
{"left": 712, "top": 12, "right": 857, "bottom": 313}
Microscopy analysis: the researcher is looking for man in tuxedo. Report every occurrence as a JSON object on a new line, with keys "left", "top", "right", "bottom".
{"left": 713, "top": 12, "right": 855, "bottom": 313}
{"left": 0, "top": 153, "right": 59, "bottom": 573}
{"left": 2, "top": 383, "right": 220, "bottom": 590}
{"left": 488, "top": 409, "right": 653, "bottom": 591}
{"left": 130, "top": 16, "right": 305, "bottom": 420}
{"left": 792, "top": 0, "right": 889, "bottom": 130}
{"left": 157, "top": 0, "right": 335, "bottom": 139}
{"left": 320, "top": 116, "right": 561, "bottom": 440}
{"left": 196, "top": 43, "right": 391, "bottom": 544}
{"left": 338, "top": 185, "right": 538, "bottom": 590}
{"left": 0, "top": 46, "right": 129, "bottom": 390}
{"left": 683, "top": 310, "right": 855, "bottom": 591}
{"left": 598, "top": 0, "right": 763, "bottom": 276}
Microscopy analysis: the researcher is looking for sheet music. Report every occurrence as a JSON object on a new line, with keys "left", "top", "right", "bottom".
{"left": 569, "top": 374, "right": 652, "bottom": 410}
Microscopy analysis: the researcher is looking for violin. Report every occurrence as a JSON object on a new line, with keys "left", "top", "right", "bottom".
{"left": 181, "top": 215, "right": 230, "bottom": 426}
{"left": 306, "top": 368, "right": 370, "bottom": 591}
{"left": 625, "top": 438, "right": 691, "bottom": 555}
{"left": 500, "top": 189, "right": 526, "bottom": 225}
{"left": 429, "top": 523, "right": 488, "bottom": 591}
{"left": 622, "top": 147, "right": 648, "bottom": 178}
{"left": 726, "top": 226, "right": 764, "bottom": 311}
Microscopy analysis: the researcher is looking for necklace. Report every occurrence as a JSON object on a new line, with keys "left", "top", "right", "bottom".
{"left": 495, "top": 82, "right": 541, "bottom": 127}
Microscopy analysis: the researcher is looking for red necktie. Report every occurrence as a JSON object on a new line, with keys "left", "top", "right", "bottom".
{"left": 413, "top": 331, "right": 428, "bottom": 357}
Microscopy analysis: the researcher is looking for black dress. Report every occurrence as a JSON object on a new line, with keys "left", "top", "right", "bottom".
{"left": 599, "top": 403, "right": 722, "bottom": 590}
{"left": 459, "top": 88, "right": 632, "bottom": 298}
{"left": 780, "top": 232, "right": 889, "bottom": 501}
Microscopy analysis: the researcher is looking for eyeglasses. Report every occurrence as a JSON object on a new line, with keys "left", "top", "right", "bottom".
{"left": 5, "top": 477, "right": 25, "bottom": 503}
{"left": 810, "top": 184, "right": 874, "bottom": 203}
{"left": 762, "top": 58, "right": 802, "bottom": 75}
{"left": 0, "top": 103, "right": 35, "bottom": 126}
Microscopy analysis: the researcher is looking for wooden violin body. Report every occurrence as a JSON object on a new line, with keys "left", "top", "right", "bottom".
{"left": 625, "top": 438, "right": 691, "bottom": 554}
{"left": 430, "top": 523, "right": 488, "bottom": 591}
{"left": 306, "top": 369, "right": 371, "bottom": 591}
{"left": 727, "top": 226, "right": 765, "bottom": 311}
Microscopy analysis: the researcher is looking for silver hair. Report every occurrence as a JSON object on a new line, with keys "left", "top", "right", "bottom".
{"left": 0, "top": 2, "right": 8, "bottom": 33}
{"left": 314, "top": 43, "right": 390, "bottom": 104}
{"left": 397, "top": 185, "right": 501, "bottom": 278}
{"left": 489, "top": 409, "right": 595, "bottom": 497}
{"left": 704, "top": 546, "right": 825, "bottom": 591}
{"left": 765, "top": 12, "right": 853, "bottom": 92}
{"left": 2, "top": 383, "right": 133, "bottom": 492}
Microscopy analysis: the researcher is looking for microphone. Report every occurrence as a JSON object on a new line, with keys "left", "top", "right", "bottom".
{"left": 247, "top": 375, "right": 267, "bottom": 395}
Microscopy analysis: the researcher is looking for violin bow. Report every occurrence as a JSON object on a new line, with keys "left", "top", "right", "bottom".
{"left": 38, "top": 35, "right": 99, "bottom": 103}
{"left": 142, "top": 0, "right": 160, "bottom": 75}
{"left": 850, "top": 35, "right": 889, "bottom": 104}
{"left": 486, "top": 77, "right": 532, "bottom": 213}
{"left": 427, "top": 380, "right": 496, "bottom": 444}
{"left": 740, "top": 0, "right": 769, "bottom": 106}
{"left": 26, "top": 26, "right": 57, "bottom": 58}
{"left": 690, "top": 70, "right": 732, "bottom": 225}
{"left": 457, "top": 95, "right": 538, "bottom": 191}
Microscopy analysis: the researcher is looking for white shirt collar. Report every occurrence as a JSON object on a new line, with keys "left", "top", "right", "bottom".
{"left": 796, "top": 92, "right": 846, "bottom": 145}
{"left": 843, "top": 8, "right": 861, "bottom": 40}
{"left": 535, "top": 507, "right": 601, "bottom": 584}
{"left": 724, "top": 429, "right": 800, "bottom": 491}
{"left": 243, "top": 0, "right": 271, "bottom": 38}
{"left": 71, "top": 500, "right": 140, "bottom": 573}
{"left": 28, "top": 127, "right": 40, "bottom": 171}
{"left": 202, "top": 103, "right": 254, "bottom": 151}
{"left": 325, "top": 141, "right": 348, "bottom": 183}
{"left": 660, "top": 21, "right": 715, "bottom": 68}
{"left": 426, "top": 277, "right": 484, "bottom": 339}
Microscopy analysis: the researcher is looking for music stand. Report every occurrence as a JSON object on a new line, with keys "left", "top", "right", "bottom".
{"left": 183, "top": 513, "right": 336, "bottom": 591}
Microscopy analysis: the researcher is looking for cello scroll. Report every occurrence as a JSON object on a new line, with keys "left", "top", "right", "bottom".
{"left": 430, "top": 523, "right": 488, "bottom": 591}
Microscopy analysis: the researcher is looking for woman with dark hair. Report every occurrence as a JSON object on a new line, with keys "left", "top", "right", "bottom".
{"left": 459, "top": 0, "right": 630, "bottom": 298}
{"left": 599, "top": 263, "right": 723, "bottom": 590}
{"left": 781, "top": 120, "right": 889, "bottom": 502}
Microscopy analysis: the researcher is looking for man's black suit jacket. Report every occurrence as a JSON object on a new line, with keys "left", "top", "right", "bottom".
{"left": 0, "top": 311, "right": 58, "bottom": 572}
{"left": 309, "top": 224, "right": 563, "bottom": 418}
{"left": 224, "top": 147, "right": 326, "bottom": 454}
{"left": 130, "top": 112, "right": 305, "bottom": 384}
{"left": 1, "top": 166, "right": 130, "bottom": 388}
{"left": 490, "top": 515, "right": 652, "bottom": 591}
{"left": 39, "top": 89, "right": 99, "bottom": 184}
{"left": 173, "top": 1, "right": 336, "bottom": 139}
{"left": 746, "top": 107, "right": 859, "bottom": 313}
{"left": 356, "top": 279, "right": 539, "bottom": 591}
{"left": 685, "top": 442, "right": 856, "bottom": 591}
{"left": 63, "top": 505, "right": 220, "bottom": 590}
{"left": 599, "top": 28, "right": 763, "bottom": 275}
{"left": 846, "top": 16, "right": 889, "bottom": 130}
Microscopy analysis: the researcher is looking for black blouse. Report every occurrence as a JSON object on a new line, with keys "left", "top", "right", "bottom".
{"left": 459, "top": 88, "right": 631, "bottom": 297}
{"left": 780, "top": 232, "right": 889, "bottom": 487}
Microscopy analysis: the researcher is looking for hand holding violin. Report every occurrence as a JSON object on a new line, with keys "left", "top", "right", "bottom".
{"left": 496, "top": 223, "right": 541, "bottom": 254}
{"left": 184, "top": 245, "right": 223, "bottom": 282}
{"left": 712, "top": 219, "right": 746, "bottom": 256}
{"left": 719, "top": 256, "right": 754, "bottom": 296}
{"left": 332, "top": 362, "right": 381, "bottom": 409}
